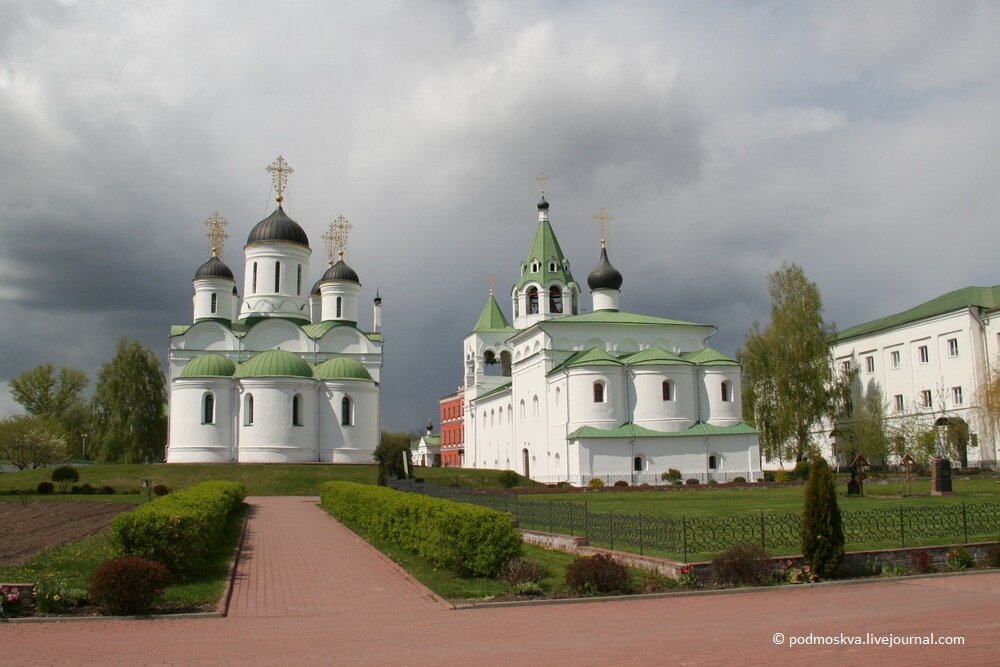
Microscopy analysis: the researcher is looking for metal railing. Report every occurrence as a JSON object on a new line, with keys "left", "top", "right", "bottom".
{"left": 391, "top": 481, "right": 1000, "bottom": 562}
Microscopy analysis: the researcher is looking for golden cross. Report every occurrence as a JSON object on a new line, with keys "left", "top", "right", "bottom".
{"left": 266, "top": 155, "right": 294, "bottom": 204}
{"left": 536, "top": 171, "right": 548, "bottom": 195}
{"left": 487, "top": 274, "right": 496, "bottom": 296}
{"left": 204, "top": 212, "right": 229, "bottom": 257}
{"left": 321, "top": 215, "right": 353, "bottom": 265}
{"left": 592, "top": 207, "right": 613, "bottom": 245}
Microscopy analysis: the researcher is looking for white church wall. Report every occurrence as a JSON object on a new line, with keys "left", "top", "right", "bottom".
{"left": 193, "top": 279, "right": 236, "bottom": 322}
{"left": 173, "top": 322, "right": 239, "bottom": 351}
{"left": 630, "top": 366, "right": 698, "bottom": 431}
{"left": 240, "top": 243, "right": 312, "bottom": 321}
{"left": 243, "top": 320, "right": 311, "bottom": 353}
{"left": 699, "top": 368, "right": 741, "bottom": 425}
{"left": 167, "top": 380, "right": 235, "bottom": 463}
{"left": 318, "top": 381, "right": 379, "bottom": 463}
{"left": 316, "top": 328, "right": 376, "bottom": 356}
{"left": 237, "top": 379, "right": 318, "bottom": 463}
{"left": 565, "top": 368, "right": 626, "bottom": 430}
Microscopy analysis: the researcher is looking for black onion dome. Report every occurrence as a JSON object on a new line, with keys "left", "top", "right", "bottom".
{"left": 587, "top": 246, "right": 623, "bottom": 290}
{"left": 537, "top": 194, "right": 550, "bottom": 211}
{"left": 246, "top": 206, "right": 309, "bottom": 246}
{"left": 321, "top": 259, "right": 360, "bottom": 284}
{"left": 311, "top": 279, "right": 323, "bottom": 296}
{"left": 194, "top": 255, "right": 235, "bottom": 280}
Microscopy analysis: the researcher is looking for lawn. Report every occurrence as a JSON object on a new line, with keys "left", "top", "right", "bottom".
{"left": 0, "top": 463, "right": 539, "bottom": 496}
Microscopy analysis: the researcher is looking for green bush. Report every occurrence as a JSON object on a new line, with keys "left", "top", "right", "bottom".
{"left": 731, "top": 476, "right": 747, "bottom": 484}
{"left": 587, "top": 477, "right": 605, "bottom": 489}
{"left": 36, "top": 481, "right": 54, "bottom": 494}
{"left": 88, "top": 556, "right": 170, "bottom": 615}
{"left": 685, "top": 478, "right": 699, "bottom": 486}
{"left": 71, "top": 483, "right": 96, "bottom": 495}
{"left": 773, "top": 470, "right": 791, "bottom": 483}
{"left": 109, "top": 480, "right": 245, "bottom": 578}
{"left": 321, "top": 481, "right": 521, "bottom": 577}
{"left": 660, "top": 468, "right": 682, "bottom": 482}
{"left": 497, "top": 470, "right": 520, "bottom": 488}
{"left": 800, "top": 458, "right": 844, "bottom": 578}
{"left": 565, "top": 554, "right": 631, "bottom": 595}
{"left": 712, "top": 543, "right": 772, "bottom": 587}
{"left": 793, "top": 460, "right": 811, "bottom": 481}
{"left": 613, "top": 480, "right": 629, "bottom": 487}
{"left": 501, "top": 557, "right": 546, "bottom": 585}
{"left": 152, "top": 484, "right": 170, "bottom": 496}
{"left": 51, "top": 465, "right": 79, "bottom": 493}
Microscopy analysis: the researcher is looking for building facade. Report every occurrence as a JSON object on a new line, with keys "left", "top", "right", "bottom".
{"left": 459, "top": 193, "right": 761, "bottom": 485}
{"left": 823, "top": 285, "right": 1000, "bottom": 468}
{"left": 166, "top": 158, "right": 383, "bottom": 464}
{"left": 439, "top": 392, "right": 465, "bottom": 467}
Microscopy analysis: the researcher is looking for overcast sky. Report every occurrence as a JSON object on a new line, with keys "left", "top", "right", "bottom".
{"left": 2, "top": 1, "right": 999, "bottom": 433}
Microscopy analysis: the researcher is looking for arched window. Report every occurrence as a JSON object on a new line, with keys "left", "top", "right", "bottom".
{"left": 484, "top": 350, "right": 499, "bottom": 377}
{"left": 336, "top": 297, "right": 343, "bottom": 318}
{"left": 721, "top": 380, "right": 732, "bottom": 402}
{"left": 500, "top": 351, "right": 512, "bottom": 376}
{"left": 593, "top": 381, "right": 605, "bottom": 403}
{"left": 522, "top": 448, "right": 530, "bottom": 478}
{"left": 519, "top": 399, "right": 526, "bottom": 420}
{"left": 210, "top": 293, "right": 218, "bottom": 314}
{"left": 527, "top": 287, "right": 539, "bottom": 314}
{"left": 251, "top": 262, "right": 258, "bottom": 293}
{"left": 514, "top": 294, "right": 520, "bottom": 317}
{"left": 274, "top": 261, "right": 281, "bottom": 292}
{"left": 634, "top": 456, "right": 643, "bottom": 472}
{"left": 555, "top": 386, "right": 561, "bottom": 406}
{"left": 341, "top": 396, "right": 353, "bottom": 426}
{"left": 709, "top": 455, "right": 718, "bottom": 470}
{"left": 662, "top": 380, "right": 673, "bottom": 401}
{"left": 532, "top": 395, "right": 539, "bottom": 418}
{"left": 297, "top": 265, "right": 302, "bottom": 295}
{"left": 549, "top": 286, "right": 562, "bottom": 313}
{"left": 203, "top": 392, "right": 215, "bottom": 424}
{"left": 490, "top": 409, "right": 495, "bottom": 427}
{"left": 245, "top": 394, "right": 254, "bottom": 426}
{"left": 549, "top": 261, "right": 557, "bottom": 272}
{"left": 531, "top": 261, "right": 539, "bottom": 273}
{"left": 292, "top": 393, "right": 303, "bottom": 426}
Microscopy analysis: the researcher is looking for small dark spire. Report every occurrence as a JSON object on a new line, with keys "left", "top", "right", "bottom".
{"left": 537, "top": 194, "right": 549, "bottom": 211}
{"left": 587, "top": 244, "right": 624, "bottom": 291}
{"left": 374, "top": 289, "right": 382, "bottom": 305}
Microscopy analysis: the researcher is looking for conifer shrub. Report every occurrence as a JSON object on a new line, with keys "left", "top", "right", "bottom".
{"left": 565, "top": 554, "right": 631, "bottom": 595}
{"left": 501, "top": 557, "right": 546, "bottom": 585}
{"left": 793, "top": 460, "right": 811, "bottom": 481}
{"left": 88, "top": 556, "right": 170, "bottom": 615}
{"left": 497, "top": 470, "right": 520, "bottom": 488}
{"left": 36, "top": 481, "right": 54, "bottom": 494}
{"left": 587, "top": 477, "right": 605, "bottom": 489}
{"left": 51, "top": 465, "right": 79, "bottom": 493}
{"left": 773, "top": 470, "right": 791, "bottom": 483}
{"left": 800, "top": 457, "right": 844, "bottom": 578}
{"left": 711, "top": 544, "right": 772, "bottom": 587}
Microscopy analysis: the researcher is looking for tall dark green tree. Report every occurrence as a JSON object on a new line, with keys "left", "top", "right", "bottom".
{"left": 739, "top": 263, "right": 837, "bottom": 463}
{"left": 800, "top": 457, "right": 844, "bottom": 578}
{"left": 90, "top": 338, "right": 167, "bottom": 463}
{"left": 373, "top": 431, "right": 415, "bottom": 485}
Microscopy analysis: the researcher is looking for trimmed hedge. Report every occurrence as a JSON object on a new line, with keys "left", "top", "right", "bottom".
{"left": 108, "top": 480, "right": 245, "bottom": 578}
{"left": 320, "top": 481, "right": 521, "bottom": 577}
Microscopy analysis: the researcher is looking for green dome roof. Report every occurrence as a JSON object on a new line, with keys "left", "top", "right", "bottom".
{"left": 236, "top": 350, "right": 313, "bottom": 378}
{"left": 314, "top": 356, "right": 373, "bottom": 381}
{"left": 179, "top": 354, "right": 236, "bottom": 378}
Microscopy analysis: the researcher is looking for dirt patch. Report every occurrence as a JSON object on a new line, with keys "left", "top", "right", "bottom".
{"left": 0, "top": 501, "right": 138, "bottom": 566}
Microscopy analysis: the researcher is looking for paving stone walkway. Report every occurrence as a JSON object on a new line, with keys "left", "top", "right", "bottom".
{"left": 3, "top": 496, "right": 999, "bottom": 666}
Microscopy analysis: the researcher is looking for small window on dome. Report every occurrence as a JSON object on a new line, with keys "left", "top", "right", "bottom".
{"left": 292, "top": 393, "right": 303, "bottom": 426}
{"left": 341, "top": 396, "right": 353, "bottom": 426}
{"left": 203, "top": 392, "right": 215, "bottom": 425}
{"left": 297, "top": 265, "right": 302, "bottom": 296}
{"left": 531, "top": 261, "right": 539, "bottom": 273}
{"left": 336, "top": 297, "right": 343, "bottom": 318}
{"left": 210, "top": 293, "right": 218, "bottom": 314}
{"left": 549, "top": 261, "right": 557, "bottom": 272}
{"left": 274, "top": 261, "right": 281, "bottom": 292}
{"left": 245, "top": 394, "right": 254, "bottom": 426}
{"left": 252, "top": 263, "right": 258, "bottom": 293}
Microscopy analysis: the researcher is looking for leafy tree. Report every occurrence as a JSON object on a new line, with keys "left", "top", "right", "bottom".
{"left": 836, "top": 386, "right": 890, "bottom": 466}
{"left": 0, "top": 415, "right": 66, "bottom": 470}
{"left": 51, "top": 465, "right": 80, "bottom": 493}
{"left": 373, "top": 431, "right": 414, "bottom": 486}
{"left": 90, "top": 338, "right": 167, "bottom": 463}
{"left": 9, "top": 363, "right": 90, "bottom": 453}
{"left": 800, "top": 456, "right": 844, "bottom": 578}
{"left": 739, "top": 264, "right": 837, "bottom": 463}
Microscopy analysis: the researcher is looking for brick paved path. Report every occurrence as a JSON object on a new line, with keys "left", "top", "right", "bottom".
{"left": 3, "top": 496, "right": 999, "bottom": 666}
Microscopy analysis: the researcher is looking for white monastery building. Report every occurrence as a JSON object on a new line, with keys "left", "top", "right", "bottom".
{"left": 456, "top": 190, "right": 761, "bottom": 485}
{"left": 825, "top": 285, "right": 1000, "bottom": 468}
{"left": 166, "top": 157, "right": 383, "bottom": 463}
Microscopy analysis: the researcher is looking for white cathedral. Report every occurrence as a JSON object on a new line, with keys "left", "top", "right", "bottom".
{"left": 166, "top": 157, "right": 383, "bottom": 463}
{"left": 459, "top": 191, "right": 761, "bottom": 484}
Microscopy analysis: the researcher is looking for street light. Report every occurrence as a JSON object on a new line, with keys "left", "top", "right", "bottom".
{"left": 82, "top": 433, "right": 88, "bottom": 460}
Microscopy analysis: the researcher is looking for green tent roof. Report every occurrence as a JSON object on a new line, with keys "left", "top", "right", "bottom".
{"left": 472, "top": 293, "right": 515, "bottom": 333}
{"left": 835, "top": 285, "right": 1000, "bottom": 342}
{"left": 514, "top": 217, "right": 576, "bottom": 290}
{"left": 568, "top": 421, "right": 758, "bottom": 439}
{"left": 179, "top": 354, "right": 236, "bottom": 378}
{"left": 551, "top": 310, "right": 709, "bottom": 327}
{"left": 314, "top": 357, "right": 374, "bottom": 382}
{"left": 682, "top": 347, "right": 738, "bottom": 366}
{"left": 235, "top": 350, "right": 313, "bottom": 379}
{"left": 423, "top": 435, "right": 441, "bottom": 446}
{"left": 621, "top": 346, "right": 692, "bottom": 365}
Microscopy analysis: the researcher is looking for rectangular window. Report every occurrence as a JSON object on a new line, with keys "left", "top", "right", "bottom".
{"left": 274, "top": 261, "right": 281, "bottom": 292}
{"left": 210, "top": 293, "right": 217, "bottom": 314}
{"left": 840, "top": 360, "right": 851, "bottom": 374}
{"left": 947, "top": 338, "right": 959, "bottom": 357}
{"left": 920, "top": 390, "right": 932, "bottom": 408}
{"left": 952, "top": 386, "right": 963, "bottom": 405}
{"left": 865, "top": 356, "right": 875, "bottom": 373}
{"left": 918, "top": 345, "right": 929, "bottom": 364}
{"left": 890, "top": 350, "right": 900, "bottom": 369}
{"left": 894, "top": 394, "right": 904, "bottom": 412}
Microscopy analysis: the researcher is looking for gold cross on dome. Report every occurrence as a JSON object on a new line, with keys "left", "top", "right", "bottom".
{"left": 536, "top": 171, "right": 548, "bottom": 195}
{"left": 592, "top": 207, "right": 613, "bottom": 246}
{"left": 204, "top": 212, "right": 229, "bottom": 257}
{"left": 322, "top": 215, "right": 353, "bottom": 265}
{"left": 266, "top": 155, "right": 294, "bottom": 204}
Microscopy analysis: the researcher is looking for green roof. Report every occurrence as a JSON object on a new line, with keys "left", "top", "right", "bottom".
{"left": 514, "top": 217, "right": 576, "bottom": 290}
{"left": 836, "top": 285, "right": 1000, "bottom": 342}
{"left": 423, "top": 435, "right": 441, "bottom": 446}
{"left": 314, "top": 357, "right": 374, "bottom": 382}
{"left": 235, "top": 350, "right": 314, "bottom": 379}
{"left": 682, "top": 347, "right": 738, "bottom": 366}
{"left": 566, "top": 348, "right": 622, "bottom": 367}
{"left": 179, "top": 354, "right": 236, "bottom": 378}
{"left": 172, "top": 318, "right": 380, "bottom": 342}
{"left": 621, "top": 346, "right": 692, "bottom": 365}
{"left": 475, "top": 381, "right": 513, "bottom": 402}
{"left": 473, "top": 293, "right": 516, "bottom": 333}
{"left": 550, "top": 310, "right": 709, "bottom": 327}
{"left": 568, "top": 421, "right": 758, "bottom": 439}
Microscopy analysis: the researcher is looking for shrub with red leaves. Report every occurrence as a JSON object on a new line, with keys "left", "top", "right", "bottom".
{"left": 88, "top": 556, "right": 171, "bottom": 615}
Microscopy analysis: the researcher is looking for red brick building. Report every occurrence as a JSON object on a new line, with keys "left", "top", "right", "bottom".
{"left": 439, "top": 390, "right": 464, "bottom": 467}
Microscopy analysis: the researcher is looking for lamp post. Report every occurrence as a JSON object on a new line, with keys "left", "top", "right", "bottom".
{"left": 82, "top": 433, "right": 88, "bottom": 460}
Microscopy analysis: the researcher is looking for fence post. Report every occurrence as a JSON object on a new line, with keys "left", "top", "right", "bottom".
{"left": 962, "top": 502, "right": 968, "bottom": 544}
{"left": 760, "top": 511, "right": 766, "bottom": 553}
{"left": 899, "top": 506, "right": 905, "bottom": 548}
{"left": 682, "top": 516, "right": 688, "bottom": 564}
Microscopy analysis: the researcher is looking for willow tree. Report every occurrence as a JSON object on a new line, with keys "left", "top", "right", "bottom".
{"left": 739, "top": 264, "right": 836, "bottom": 464}
{"left": 90, "top": 338, "right": 167, "bottom": 463}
